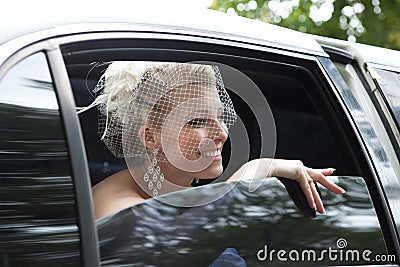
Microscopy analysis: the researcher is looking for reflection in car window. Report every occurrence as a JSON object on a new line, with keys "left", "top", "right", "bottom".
{"left": 365, "top": 66, "right": 400, "bottom": 232}
{"left": 0, "top": 54, "right": 58, "bottom": 110}
{"left": 371, "top": 67, "right": 400, "bottom": 132}
{"left": 322, "top": 59, "right": 400, "bottom": 237}
{"left": 97, "top": 177, "right": 387, "bottom": 266}
{"left": 0, "top": 53, "right": 81, "bottom": 266}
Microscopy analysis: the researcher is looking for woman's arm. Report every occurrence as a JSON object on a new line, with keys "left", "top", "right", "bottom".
{"left": 228, "top": 158, "right": 346, "bottom": 214}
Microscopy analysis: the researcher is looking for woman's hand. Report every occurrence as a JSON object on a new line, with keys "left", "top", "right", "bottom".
{"left": 228, "top": 158, "right": 346, "bottom": 214}
{"left": 271, "top": 159, "right": 346, "bottom": 214}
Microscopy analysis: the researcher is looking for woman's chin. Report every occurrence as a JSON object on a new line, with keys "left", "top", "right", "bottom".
{"left": 201, "top": 164, "right": 224, "bottom": 179}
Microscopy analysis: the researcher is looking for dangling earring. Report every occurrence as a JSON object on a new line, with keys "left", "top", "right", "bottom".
{"left": 143, "top": 149, "right": 164, "bottom": 197}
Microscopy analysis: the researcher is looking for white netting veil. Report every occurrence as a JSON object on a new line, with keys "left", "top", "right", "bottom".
{"left": 87, "top": 61, "right": 237, "bottom": 173}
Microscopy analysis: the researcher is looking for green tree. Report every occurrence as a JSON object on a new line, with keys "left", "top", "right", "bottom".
{"left": 210, "top": 0, "right": 400, "bottom": 50}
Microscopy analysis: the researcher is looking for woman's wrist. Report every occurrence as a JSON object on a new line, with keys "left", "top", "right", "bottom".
{"left": 267, "top": 158, "right": 275, "bottom": 177}
{"left": 268, "top": 159, "right": 302, "bottom": 181}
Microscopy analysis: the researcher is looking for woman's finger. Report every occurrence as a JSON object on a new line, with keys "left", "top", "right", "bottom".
{"left": 309, "top": 168, "right": 335, "bottom": 176}
{"left": 307, "top": 168, "right": 345, "bottom": 194}
{"left": 310, "top": 181, "right": 325, "bottom": 214}
{"left": 298, "top": 169, "right": 316, "bottom": 209}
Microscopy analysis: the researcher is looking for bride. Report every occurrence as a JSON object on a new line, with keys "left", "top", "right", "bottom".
{"left": 79, "top": 61, "right": 345, "bottom": 219}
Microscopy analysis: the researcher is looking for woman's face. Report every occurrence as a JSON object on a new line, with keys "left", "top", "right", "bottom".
{"left": 178, "top": 102, "right": 228, "bottom": 178}
{"left": 158, "top": 84, "right": 229, "bottom": 179}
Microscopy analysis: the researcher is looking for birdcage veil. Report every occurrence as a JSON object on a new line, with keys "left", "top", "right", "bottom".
{"left": 86, "top": 61, "right": 237, "bottom": 162}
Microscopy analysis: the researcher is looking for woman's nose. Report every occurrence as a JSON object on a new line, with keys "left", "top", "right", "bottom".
{"left": 210, "top": 120, "right": 228, "bottom": 142}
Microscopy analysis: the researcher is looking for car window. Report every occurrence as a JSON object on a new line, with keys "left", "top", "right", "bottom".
{"left": 61, "top": 38, "right": 392, "bottom": 265}
{"left": 97, "top": 176, "right": 389, "bottom": 266}
{"left": 0, "top": 53, "right": 81, "bottom": 266}
{"left": 66, "top": 58, "right": 353, "bottom": 185}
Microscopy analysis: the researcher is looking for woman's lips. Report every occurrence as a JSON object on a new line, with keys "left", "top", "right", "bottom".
{"left": 201, "top": 150, "right": 221, "bottom": 157}
{"left": 212, "top": 155, "right": 222, "bottom": 162}
{"left": 200, "top": 150, "right": 222, "bottom": 162}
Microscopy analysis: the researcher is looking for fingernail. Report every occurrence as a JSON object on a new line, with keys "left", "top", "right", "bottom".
{"left": 322, "top": 211, "right": 326, "bottom": 215}
{"left": 340, "top": 189, "right": 346, "bottom": 193}
{"left": 329, "top": 168, "right": 336, "bottom": 172}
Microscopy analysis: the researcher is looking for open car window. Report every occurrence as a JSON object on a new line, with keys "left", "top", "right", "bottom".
{"left": 97, "top": 176, "right": 388, "bottom": 266}
{"left": 61, "top": 38, "right": 397, "bottom": 265}
{"left": 63, "top": 42, "right": 362, "bottom": 187}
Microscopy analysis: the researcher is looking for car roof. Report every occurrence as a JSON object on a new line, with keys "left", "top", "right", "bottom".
{"left": 1, "top": 1, "right": 326, "bottom": 56}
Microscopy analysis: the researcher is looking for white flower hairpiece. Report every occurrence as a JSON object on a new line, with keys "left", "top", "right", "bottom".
{"left": 77, "top": 61, "right": 163, "bottom": 139}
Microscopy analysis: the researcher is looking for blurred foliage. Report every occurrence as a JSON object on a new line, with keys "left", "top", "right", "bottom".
{"left": 210, "top": 0, "right": 400, "bottom": 50}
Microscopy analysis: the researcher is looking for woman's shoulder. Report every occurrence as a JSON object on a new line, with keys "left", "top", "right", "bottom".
{"left": 92, "top": 169, "right": 146, "bottom": 219}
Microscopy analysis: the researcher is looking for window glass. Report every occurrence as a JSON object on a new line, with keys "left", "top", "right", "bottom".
{"left": 371, "top": 67, "right": 400, "bottom": 131}
{"left": 369, "top": 67, "right": 400, "bottom": 231}
{"left": 322, "top": 59, "right": 400, "bottom": 242}
{"left": 97, "top": 177, "right": 388, "bottom": 266}
{"left": 0, "top": 53, "right": 81, "bottom": 266}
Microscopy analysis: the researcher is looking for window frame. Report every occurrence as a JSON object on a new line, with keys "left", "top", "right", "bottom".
{"left": 57, "top": 31, "right": 398, "bottom": 259}
{"left": 47, "top": 48, "right": 100, "bottom": 266}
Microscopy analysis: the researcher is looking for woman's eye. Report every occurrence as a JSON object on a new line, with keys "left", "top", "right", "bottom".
{"left": 187, "top": 118, "right": 208, "bottom": 127}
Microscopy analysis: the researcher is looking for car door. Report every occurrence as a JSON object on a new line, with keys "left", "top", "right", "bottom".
{"left": 54, "top": 26, "right": 399, "bottom": 266}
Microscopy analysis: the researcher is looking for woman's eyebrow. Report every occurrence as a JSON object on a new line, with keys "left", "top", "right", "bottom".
{"left": 189, "top": 107, "right": 224, "bottom": 116}
{"left": 190, "top": 109, "right": 211, "bottom": 114}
